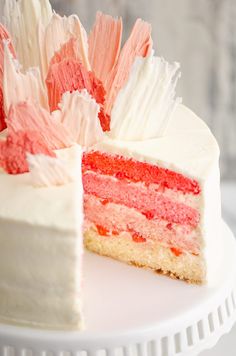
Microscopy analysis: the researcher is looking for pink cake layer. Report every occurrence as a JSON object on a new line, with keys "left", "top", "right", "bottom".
{"left": 83, "top": 172, "right": 200, "bottom": 227}
{"left": 84, "top": 194, "right": 200, "bottom": 255}
{"left": 83, "top": 151, "right": 201, "bottom": 195}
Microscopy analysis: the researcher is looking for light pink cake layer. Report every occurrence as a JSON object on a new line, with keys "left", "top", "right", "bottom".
{"left": 83, "top": 172, "right": 200, "bottom": 227}
{"left": 84, "top": 194, "right": 200, "bottom": 254}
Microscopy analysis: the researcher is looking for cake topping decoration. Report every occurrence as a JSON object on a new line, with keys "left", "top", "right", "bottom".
{"left": 3, "top": 0, "right": 53, "bottom": 71}
{"left": 58, "top": 90, "right": 105, "bottom": 148}
{"left": 49, "top": 37, "right": 83, "bottom": 67}
{"left": 46, "top": 57, "right": 109, "bottom": 131}
{"left": 39, "top": 13, "right": 90, "bottom": 79}
{"left": 46, "top": 58, "right": 105, "bottom": 111}
{"left": 0, "top": 24, "right": 16, "bottom": 132}
{"left": 88, "top": 12, "right": 122, "bottom": 89}
{"left": 7, "top": 101, "right": 74, "bottom": 150}
{"left": 104, "top": 18, "right": 153, "bottom": 115}
{"left": 110, "top": 55, "right": 181, "bottom": 140}
{"left": 3, "top": 42, "right": 49, "bottom": 116}
{"left": 0, "top": 130, "right": 55, "bottom": 174}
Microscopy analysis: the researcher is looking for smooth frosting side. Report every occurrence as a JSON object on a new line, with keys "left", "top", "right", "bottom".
{"left": 93, "top": 104, "right": 220, "bottom": 181}
{"left": 200, "top": 160, "right": 222, "bottom": 285}
{"left": 0, "top": 144, "right": 84, "bottom": 329}
{"left": 0, "top": 146, "right": 82, "bottom": 230}
{"left": 0, "top": 222, "right": 83, "bottom": 329}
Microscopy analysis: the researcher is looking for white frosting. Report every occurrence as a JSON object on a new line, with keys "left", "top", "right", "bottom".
{"left": 200, "top": 160, "right": 222, "bottom": 286}
{"left": 0, "top": 145, "right": 84, "bottom": 329}
{"left": 3, "top": 43, "right": 49, "bottom": 114}
{"left": 57, "top": 90, "right": 105, "bottom": 148}
{"left": 94, "top": 104, "right": 219, "bottom": 181}
{"left": 3, "top": 0, "right": 52, "bottom": 70}
{"left": 110, "top": 54, "right": 181, "bottom": 140}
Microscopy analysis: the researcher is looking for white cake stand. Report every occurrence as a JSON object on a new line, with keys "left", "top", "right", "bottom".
{"left": 0, "top": 221, "right": 236, "bottom": 356}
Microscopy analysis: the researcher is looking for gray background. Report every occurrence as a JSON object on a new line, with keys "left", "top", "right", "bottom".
{"left": 1, "top": 0, "right": 236, "bottom": 180}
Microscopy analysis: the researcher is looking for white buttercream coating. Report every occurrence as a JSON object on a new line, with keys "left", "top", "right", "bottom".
{"left": 110, "top": 54, "right": 181, "bottom": 140}
{"left": 94, "top": 104, "right": 219, "bottom": 181}
{"left": 0, "top": 145, "right": 84, "bottom": 329}
{"left": 3, "top": 0, "right": 52, "bottom": 70}
{"left": 200, "top": 160, "right": 222, "bottom": 286}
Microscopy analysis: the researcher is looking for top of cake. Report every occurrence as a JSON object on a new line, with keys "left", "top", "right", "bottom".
{"left": 93, "top": 104, "right": 219, "bottom": 181}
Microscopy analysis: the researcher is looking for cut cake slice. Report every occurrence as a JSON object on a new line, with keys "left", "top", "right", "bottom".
{"left": 83, "top": 104, "right": 221, "bottom": 284}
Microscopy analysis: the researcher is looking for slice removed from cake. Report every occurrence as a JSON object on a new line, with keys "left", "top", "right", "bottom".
{"left": 83, "top": 104, "right": 221, "bottom": 284}
{"left": 0, "top": 144, "right": 84, "bottom": 330}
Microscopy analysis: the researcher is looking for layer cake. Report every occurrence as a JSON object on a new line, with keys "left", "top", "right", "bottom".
{"left": 0, "top": 0, "right": 222, "bottom": 330}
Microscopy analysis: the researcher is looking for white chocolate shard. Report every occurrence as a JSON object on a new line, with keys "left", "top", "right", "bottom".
{"left": 110, "top": 54, "right": 181, "bottom": 141}
{"left": 27, "top": 145, "right": 82, "bottom": 187}
{"left": 57, "top": 90, "right": 105, "bottom": 148}
{"left": 3, "top": 42, "right": 49, "bottom": 114}
{"left": 3, "top": 0, "right": 53, "bottom": 70}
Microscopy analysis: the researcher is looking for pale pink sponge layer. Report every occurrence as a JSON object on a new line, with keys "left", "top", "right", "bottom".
{"left": 83, "top": 172, "right": 200, "bottom": 227}
{"left": 84, "top": 194, "right": 200, "bottom": 255}
{"left": 83, "top": 151, "right": 205, "bottom": 283}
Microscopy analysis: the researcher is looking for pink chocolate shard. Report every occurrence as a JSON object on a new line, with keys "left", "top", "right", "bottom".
{"left": 105, "top": 19, "right": 153, "bottom": 115}
{"left": 0, "top": 130, "right": 55, "bottom": 175}
{"left": 50, "top": 37, "right": 84, "bottom": 66}
{"left": 7, "top": 101, "right": 74, "bottom": 150}
{"left": 89, "top": 12, "right": 122, "bottom": 87}
{"left": 0, "top": 24, "right": 16, "bottom": 132}
{"left": 39, "top": 13, "right": 90, "bottom": 79}
{"left": 46, "top": 58, "right": 110, "bottom": 131}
